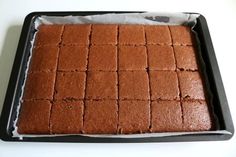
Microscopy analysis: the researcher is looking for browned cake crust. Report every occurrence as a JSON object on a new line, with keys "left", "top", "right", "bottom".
{"left": 29, "top": 46, "right": 59, "bottom": 72}
{"left": 150, "top": 71, "right": 179, "bottom": 100}
{"left": 119, "top": 25, "right": 145, "bottom": 45}
{"left": 91, "top": 24, "right": 118, "bottom": 45}
{"left": 83, "top": 100, "right": 118, "bottom": 134}
{"left": 145, "top": 25, "right": 172, "bottom": 45}
{"left": 151, "top": 100, "right": 182, "bottom": 132}
{"left": 119, "top": 71, "right": 150, "bottom": 100}
{"left": 169, "top": 26, "right": 195, "bottom": 45}
{"left": 88, "top": 46, "right": 117, "bottom": 71}
{"left": 178, "top": 71, "right": 205, "bottom": 100}
{"left": 55, "top": 72, "right": 86, "bottom": 100}
{"left": 147, "top": 45, "right": 176, "bottom": 70}
{"left": 17, "top": 100, "right": 51, "bottom": 134}
{"left": 86, "top": 72, "right": 118, "bottom": 99}
{"left": 174, "top": 46, "right": 198, "bottom": 70}
{"left": 50, "top": 101, "right": 84, "bottom": 134}
{"left": 182, "top": 100, "right": 212, "bottom": 131}
{"left": 23, "top": 72, "right": 56, "bottom": 100}
{"left": 35, "top": 25, "right": 64, "bottom": 46}
{"left": 62, "top": 24, "right": 91, "bottom": 45}
{"left": 58, "top": 46, "right": 88, "bottom": 71}
{"left": 119, "top": 46, "right": 147, "bottom": 70}
{"left": 118, "top": 100, "right": 150, "bottom": 133}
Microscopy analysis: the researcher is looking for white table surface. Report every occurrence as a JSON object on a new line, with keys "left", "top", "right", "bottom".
{"left": 0, "top": 0, "right": 236, "bottom": 156}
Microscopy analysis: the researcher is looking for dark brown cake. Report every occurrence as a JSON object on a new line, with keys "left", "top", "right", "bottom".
{"left": 182, "top": 100, "right": 212, "bottom": 131}
{"left": 29, "top": 46, "right": 59, "bottom": 72}
{"left": 151, "top": 101, "right": 182, "bottom": 132}
{"left": 178, "top": 71, "right": 205, "bottom": 100}
{"left": 119, "top": 71, "right": 149, "bottom": 100}
{"left": 91, "top": 24, "right": 118, "bottom": 45}
{"left": 88, "top": 45, "right": 117, "bottom": 71}
{"left": 119, "top": 25, "right": 145, "bottom": 45}
{"left": 145, "top": 25, "right": 172, "bottom": 45}
{"left": 35, "top": 25, "right": 64, "bottom": 46}
{"left": 147, "top": 45, "right": 175, "bottom": 70}
{"left": 86, "top": 72, "right": 118, "bottom": 99}
{"left": 18, "top": 24, "right": 213, "bottom": 135}
{"left": 150, "top": 71, "right": 179, "bottom": 100}
{"left": 83, "top": 100, "right": 118, "bottom": 134}
{"left": 58, "top": 46, "right": 88, "bottom": 71}
{"left": 23, "top": 72, "right": 56, "bottom": 100}
{"left": 17, "top": 100, "right": 51, "bottom": 134}
{"left": 55, "top": 72, "right": 86, "bottom": 100}
{"left": 62, "top": 24, "right": 91, "bottom": 45}
{"left": 119, "top": 46, "right": 147, "bottom": 70}
{"left": 174, "top": 46, "right": 198, "bottom": 70}
{"left": 50, "top": 101, "right": 84, "bottom": 134}
{"left": 118, "top": 100, "right": 150, "bottom": 133}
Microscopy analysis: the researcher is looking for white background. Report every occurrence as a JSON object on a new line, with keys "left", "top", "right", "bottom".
{"left": 0, "top": 0, "right": 236, "bottom": 156}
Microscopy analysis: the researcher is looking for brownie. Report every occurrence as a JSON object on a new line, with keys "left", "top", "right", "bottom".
{"left": 50, "top": 101, "right": 84, "bottom": 134}
{"left": 88, "top": 46, "right": 117, "bottom": 71}
{"left": 178, "top": 71, "right": 205, "bottom": 100}
{"left": 147, "top": 45, "right": 175, "bottom": 70}
{"left": 29, "top": 46, "right": 59, "bottom": 72}
{"left": 145, "top": 25, "right": 172, "bottom": 45}
{"left": 151, "top": 101, "right": 182, "bottom": 132}
{"left": 182, "top": 100, "right": 212, "bottom": 131}
{"left": 169, "top": 26, "right": 195, "bottom": 45}
{"left": 55, "top": 72, "right": 86, "bottom": 100}
{"left": 83, "top": 100, "right": 118, "bottom": 134}
{"left": 118, "top": 100, "right": 150, "bottom": 133}
{"left": 23, "top": 72, "right": 56, "bottom": 100}
{"left": 119, "top": 71, "right": 150, "bottom": 100}
{"left": 91, "top": 24, "right": 118, "bottom": 45}
{"left": 150, "top": 71, "right": 179, "bottom": 100}
{"left": 58, "top": 46, "right": 88, "bottom": 71}
{"left": 35, "top": 25, "right": 64, "bottom": 46}
{"left": 174, "top": 46, "right": 198, "bottom": 70}
{"left": 17, "top": 100, "right": 51, "bottom": 134}
{"left": 86, "top": 72, "right": 117, "bottom": 99}
{"left": 119, "top": 25, "right": 145, "bottom": 45}
{"left": 119, "top": 46, "right": 147, "bottom": 70}
{"left": 62, "top": 24, "right": 91, "bottom": 45}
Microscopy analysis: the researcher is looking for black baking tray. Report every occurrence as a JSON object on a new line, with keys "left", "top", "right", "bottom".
{"left": 0, "top": 11, "right": 234, "bottom": 142}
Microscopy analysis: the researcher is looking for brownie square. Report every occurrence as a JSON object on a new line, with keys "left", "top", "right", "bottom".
{"left": 35, "top": 25, "right": 64, "bottom": 46}
{"left": 83, "top": 100, "right": 118, "bottom": 134}
{"left": 119, "top": 25, "right": 145, "bottom": 45}
{"left": 151, "top": 100, "right": 182, "bottom": 132}
{"left": 169, "top": 26, "right": 195, "bottom": 45}
{"left": 50, "top": 101, "right": 84, "bottom": 134}
{"left": 119, "top": 46, "right": 147, "bottom": 70}
{"left": 58, "top": 46, "right": 88, "bottom": 71}
{"left": 91, "top": 24, "right": 118, "bottom": 45}
{"left": 182, "top": 100, "right": 212, "bottom": 131}
{"left": 150, "top": 71, "right": 179, "bottom": 100}
{"left": 178, "top": 71, "right": 205, "bottom": 100}
{"left": 29, "top": 46, "right": 59, "bottom": 72}
{"left": 147, "top": 45, "right": 175, "bottom": 70}
{"left": 88, "top": 46, "right": 117, "bottom": 71}
{"left": 119, "top": 71, "right": 150, "bottom": 100}
{"left": 17, "top": 100, "right": 51, "bottom": 134}
{"left": 174, "top": 46, "right": 198, "bottom": 70}
{"left": 62, "top": 24, "right": 91, "bottom": 45}
{"left": 118, "top": 100, "right": 150, "bottom": 133}
{"left": 55, "top": 72, "right": 86, "bottom": 100}
{"left": 86, "top": 72, "right": 117, "bottom": 99}
{"left": 145, "top": 25, "right": 172, "bottom": 45}
{"left": 23, "top": 72, "right": 56, "bottom": 100}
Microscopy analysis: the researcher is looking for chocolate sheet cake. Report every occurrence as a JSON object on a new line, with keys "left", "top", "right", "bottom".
{"left": 17, "top": 24, "right": 214, "bottom": 134}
